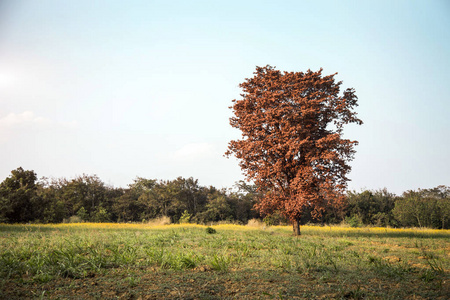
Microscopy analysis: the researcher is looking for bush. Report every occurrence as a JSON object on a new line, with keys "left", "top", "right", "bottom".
{"left": 92, "top": 206, "right": 110, "bottom": 223}
{"left": 345, "top": 215, "right": 362, "bottom": 228}
{"left": 206, "top": 227, "right": 216, "bottom": 234}
{"left": 76, "top": 207, "right": 89, "bottom": 221}
{"left": 263, "top": 211, "right": 288, "bottom": 226}
{"left": 179, "top": 210, "right": 191, "bottom": 224}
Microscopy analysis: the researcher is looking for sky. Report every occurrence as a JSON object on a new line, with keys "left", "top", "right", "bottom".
{"left": 0, "top": 0, "right": 449, "bottom": 195}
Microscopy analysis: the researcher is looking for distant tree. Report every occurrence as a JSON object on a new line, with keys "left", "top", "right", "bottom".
{"left": 230, "top": 181, "right": 261, "bottom": 223}
{"left": 195, "top": 188, "right": 233, "bottom": 223}
{"left": 91, "top": 205, "right": 110, "bottom": 223}
{"left": 61, "top": 174, "right": 108, "bottom": 220}
{"left": 126, "top": 177, "right": 157, "bottom": 221}
{"left": 76, "top": 207, "right": 89, "bottom": 222}
{"left": 436, "top": 198, "right": 450, "bottom": 229}
{"left": 138, "top": 179, "right": 176, "bottom": 221}
{"left": 112, "top": 187, "right": 145, "bottom": 222}
{"left": 36, "top": 177, "right": 68, "bottom": 223}
{"left": 393, "top": 186, "right": 450, "bottom": 229}
{"left": 0, "top": 167, "right": 39, "bottom": 223}
{"left": 346, "top": 189, "right": 397, "bottom": 227}
{"left": 393, "top": 191, "right": 429, "bottom": 228}
{"left": 172, "top": 177, "right": 207, "bottom": 217}
{"left": 134, "top": 177, "right": 209, "bottom": 223}
{"left": 226, "top": 66, "right": 362, "bottom": 235}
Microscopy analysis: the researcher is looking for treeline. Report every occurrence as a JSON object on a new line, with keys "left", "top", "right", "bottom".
{"left": 0, "top": 167, "right": 259, "bottom": 224}
{"left": 0, "top": 167, "right": 449, "bottom": 228}
{"left": 344, "top": 188, "right": 449, "bottom": 229}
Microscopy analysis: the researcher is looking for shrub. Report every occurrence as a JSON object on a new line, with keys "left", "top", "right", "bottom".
{"left": 345, "top": 215, "right": 362, "bottom": 228}
{"left": 92, "top": 206, "right": 110, "bottom": 223}
{"left": 206, "top": 227, "right": 216, "bottom": 234}
{"left": 263, "top": 212, "right": 288, "bottom": 226}
{"left": 179, "top": 210, "right": 191, "bottom": 224}
{"left": 76, "top": 207, "right": 89, "bottom": 221}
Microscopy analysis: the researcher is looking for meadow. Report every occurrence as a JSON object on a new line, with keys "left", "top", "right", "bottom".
{"left": 0, "top": 223, "right": 448, "bottom": 299}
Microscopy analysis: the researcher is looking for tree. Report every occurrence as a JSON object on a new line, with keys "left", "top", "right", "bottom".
{"left": 195, "top": 188, "right": 233, "bottom": 223}
{"left": 230, "top": 181, "right": 261, "bottom": 223}
{"left": 112, "top": 187, "right": 145, "bottom": 222}
{"left": 0, "top": 167, "right": 39, "bottom": 223}
{"left": 226, "top": 66, "right": 362, "bottom": 235}
{"left": 172, "top": 177, "right": 206, "bottom": 217}
{"left": 61, "top": 174, "right": 108, "bottom": 220}
{"left": 346, "top": 189, "right": 397, "bottom": 227}
{"left": 36, "top": 177, "right": 68, "bottom": 223}
{"left": 393, "top": 186, "right": 450, "bottom": 229}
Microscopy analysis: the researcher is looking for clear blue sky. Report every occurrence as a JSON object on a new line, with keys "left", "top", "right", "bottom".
{"left": 0, "top": 0, "right": 449, "bottom": 195}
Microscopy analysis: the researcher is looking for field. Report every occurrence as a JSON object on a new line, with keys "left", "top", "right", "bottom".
{"left": 0, "top": 223, "right": 448, "bottom": 299}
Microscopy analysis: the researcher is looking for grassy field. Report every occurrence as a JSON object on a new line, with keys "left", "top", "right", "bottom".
{"left": 0, "top": 223, "right": 448, "bottom": 299}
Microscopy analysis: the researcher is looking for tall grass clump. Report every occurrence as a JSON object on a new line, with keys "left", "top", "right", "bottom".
{"left": 209, "top": 253, "right": 232, "bottom": 272}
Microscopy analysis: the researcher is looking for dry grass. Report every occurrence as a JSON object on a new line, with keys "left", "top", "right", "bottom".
{"left": 246, "top": 218, "right": 267, "bottom": 229}
{"left": 145, "top": 216, "right": 171, "bottom": 226}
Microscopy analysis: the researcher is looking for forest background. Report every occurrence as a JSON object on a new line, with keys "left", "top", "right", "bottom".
{"left": 1, "top": 167, "right": 449, "bottom": 229}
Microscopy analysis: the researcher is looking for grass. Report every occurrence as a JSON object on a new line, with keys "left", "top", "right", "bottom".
{"left": 0, "top": 223, "right": 448, "bottom": 299}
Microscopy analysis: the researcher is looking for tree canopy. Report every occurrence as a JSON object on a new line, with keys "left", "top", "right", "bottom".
{"left": 0, "top": 167, "right": 38, "bottom": 223}
{"left": 226, "top": 65, "right": 363, "bottom": 234}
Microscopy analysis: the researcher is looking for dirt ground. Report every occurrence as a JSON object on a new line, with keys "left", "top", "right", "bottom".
{"left": 2, "top": 266, "right": 448, "bottom": 300}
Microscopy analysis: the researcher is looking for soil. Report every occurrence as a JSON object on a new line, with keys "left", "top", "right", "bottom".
{"left": 2, "top": 267, "right": 448, "bottom": 299}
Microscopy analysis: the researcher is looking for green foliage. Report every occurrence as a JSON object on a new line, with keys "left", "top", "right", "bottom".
{"left": 1, "top": 167, "right": 449, "bottom": 229}
{"left": 195, "top": 193, "right": 233, "bottom": 223}
{"left": 346, "top": 189, "right": 397, "bottom": 227}
{"left": 393, "top": 186, "right": 450, "bottom": 229}
{"left": 179, "top": 210, "right": 191, "bottom": 224}
{"left": 205, "top": 227, "right": 216, "bottom": 234}
{"left": 36, "top": 178, "right": 67, "bottom": 223}
{"left": 76, "top": 207, "right": 88, "bottom": 221}
{"left": 367, "top": 255, "right": 411, "bottom": 278}
{"left": 91, "top": 206, "right": 110, "bottom": 223}
{"left": 0, "top": 167, "right": 38, "bottom": 223}
{"left": 263, "top": 211, "right": 288, "bottom": 226}
{"left": 209, "top": 253, "right": 231, "bottom": 272}
{"left": 345, "top": 215, "right": 362, "bottom": 228}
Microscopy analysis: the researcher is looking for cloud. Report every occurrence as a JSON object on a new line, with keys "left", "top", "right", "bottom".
{"left": 0, "top": 111, "right": 78, "bottom": 143}
{"left": 170, "top": 142, "right": 216, "bottom": 162}
{"left": 0, "top": 111, "right": 52, "bottom": 127}
{"left": 0, "top": 111, "right": 78, "bottom": 128}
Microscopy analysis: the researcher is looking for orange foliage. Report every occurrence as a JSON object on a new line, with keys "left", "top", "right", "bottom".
{"left": 226, "top": 66, "right": 362, "bottom": 234}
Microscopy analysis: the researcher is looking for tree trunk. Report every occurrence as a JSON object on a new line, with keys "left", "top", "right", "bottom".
{"left": 415, "top": 214, "right": 422, "bottom": 228}
{"left": 293, "top": 218, "right": 301, "bottom": 236}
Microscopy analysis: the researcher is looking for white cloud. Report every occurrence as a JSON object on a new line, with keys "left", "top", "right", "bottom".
{"left": 0, "top": 111, "right": 78, "bottom": 143}
{"left": 0, "top": 111, "right": 78, "bottom": 128}
{"left": 0, "top": 111, "right": 52, "bottom": 127}
{"left": 170, "top": 142, "right": 216, "bottom": 161}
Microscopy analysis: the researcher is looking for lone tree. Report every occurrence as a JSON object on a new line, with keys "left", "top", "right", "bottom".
{"left": 226, "top": 66, "right": 362, "bottom": 235}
